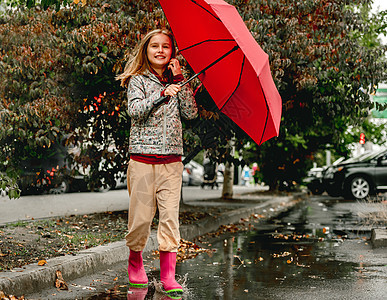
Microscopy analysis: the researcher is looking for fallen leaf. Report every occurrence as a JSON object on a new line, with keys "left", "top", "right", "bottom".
{"left": 273, "top": 251, "right": 291, "bottom": 258}
{"left": 113, "top": 277, "right": 118, "bottom": 281}
{"left": 38, "top": 260, "right": 47, "bottom": 266}
{"left": 55, "top": 270, "right": 68, "bottom": 290}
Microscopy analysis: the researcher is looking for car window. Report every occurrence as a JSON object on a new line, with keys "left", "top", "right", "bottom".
{"left": 340, "top": 152, "right": 370, "bottom": 164}
{"left": 378, "top": 154, "right": 387, "bottom": 165}
{"left": 341, "top": 149, "right": 387, "bottom": 164}
{"left": 360, "top": 149, "right": 387, "bottom": 162}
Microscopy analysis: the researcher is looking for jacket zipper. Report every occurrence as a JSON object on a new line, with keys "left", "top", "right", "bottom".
{"left": 162, "top": 105, "right": 167, "bottom": 153}
{"left": 148, "top": 72, "right": 167, "bottom": 153}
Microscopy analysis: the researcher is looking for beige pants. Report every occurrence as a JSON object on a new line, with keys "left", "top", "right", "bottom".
{"left": 125, "top": 159, "right": 184, "bottom": 252}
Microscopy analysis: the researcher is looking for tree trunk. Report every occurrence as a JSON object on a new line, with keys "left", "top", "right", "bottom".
{"left": 221, "top": 161, "right": 234, "bottom": 199}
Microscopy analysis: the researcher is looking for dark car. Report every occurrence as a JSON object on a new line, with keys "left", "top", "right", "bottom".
{"left": 304, "top": 167, "right": 325, "bottom": 195}
{"left": 322, "top": 149, "right": 387, "bottom": 199}
{"left": 304, "top": 158, "right": 345, "bottom": 195}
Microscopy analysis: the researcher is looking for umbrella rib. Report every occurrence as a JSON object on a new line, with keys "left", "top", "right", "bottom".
{"left": 190, "top": 0, "right": 221, "bottom": 22}
{"left": 179, "top": 39, "right": 235, "bottom": 53}
{"left": 219, "top": 55, "right": 245, "bottom": 112}
{"left": 259, "top": 84, "right": 270, "bottom": 145}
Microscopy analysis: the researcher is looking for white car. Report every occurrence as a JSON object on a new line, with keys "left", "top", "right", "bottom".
{"left": 182, "top": 160, "right": 204, "bottom": 186}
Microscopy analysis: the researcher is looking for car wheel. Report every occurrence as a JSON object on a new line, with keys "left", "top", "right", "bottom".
{"left": 49, "top": 180, "right": 70, "bottom": 194}
{"left": 97, "top": 184, "right": 111, "bottom": 193}
{"left": 347, "top": 176, "right": 371, "bottom": 199}
{"left": 60, "top": 180, "right": 70, "bottom": 193}
{"left": 309, "top": 186, "right": 324, "bottom": 195}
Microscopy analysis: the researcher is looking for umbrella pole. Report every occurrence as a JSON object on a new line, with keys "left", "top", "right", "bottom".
{"left": 180, "top": 45, "right": 239, "bottom": 87}
{"left": 151, "top": 45, "right": 239, "bottom": 113}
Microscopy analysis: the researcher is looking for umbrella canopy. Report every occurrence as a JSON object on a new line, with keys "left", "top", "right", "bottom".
{"left": 158, "top": 0, "right": 282, "bottom": 145}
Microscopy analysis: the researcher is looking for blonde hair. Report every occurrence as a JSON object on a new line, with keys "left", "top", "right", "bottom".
{"left": 116, "top": 29, "right": 176, "bottom": 87}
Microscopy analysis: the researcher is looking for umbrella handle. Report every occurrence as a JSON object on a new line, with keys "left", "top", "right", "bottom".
{"left": 153, "top": 95, "right": 169, "bottom": 108}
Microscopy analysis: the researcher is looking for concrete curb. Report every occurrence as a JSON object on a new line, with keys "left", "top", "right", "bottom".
{"left": 0, "top": 192, "right": 306, "bottom": 296}
{"left": 370, "top": 228, "right": 387, "bottom": 248}
{"left": 0, "top": 241, "right": 128, "bottom": 297}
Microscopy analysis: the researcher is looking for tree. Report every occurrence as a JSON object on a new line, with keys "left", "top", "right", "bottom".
{"left": 0, "top": 0, "right": 163, "bottom": 192}
{"left": 234, "top": 0, "right": 387, "bottom": 189}
{"left": 0, "top": 5, "right": 75, "bottom": 194}
{"left": 182, "top": 0, "right": 387, "bottom": 191}
{"left": 2, "top": 0, "right": 386, "bottom": 195}
{"left": 0, "top": 175, "right": 21, "bottom": 199}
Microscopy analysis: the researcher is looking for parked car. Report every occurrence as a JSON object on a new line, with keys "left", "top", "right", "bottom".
{"left": 96, "top": 171, "right": 127, "bottom": 192}
{"left": 201, "top": 159, "right": 219, "bottom": 189}
{"left": 182, "top": 160, "right": 204, "bottom": 186}
{"left": 304, "top": 157, "right": 345, "bottom": 195}
{"left": 304, "top": 167, "right": 325, "bottom": 195}
{"left": 322, "top": 148, "right": 387, "bottom": 199}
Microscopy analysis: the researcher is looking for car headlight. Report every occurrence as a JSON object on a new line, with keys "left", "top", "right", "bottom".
{"left": 324, "top": 166, "right": 344, "bottom": 178}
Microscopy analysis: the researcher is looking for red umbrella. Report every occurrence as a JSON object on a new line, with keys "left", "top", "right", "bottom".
{"left": 157, "top": 0, "right": 282, "bottom": 145}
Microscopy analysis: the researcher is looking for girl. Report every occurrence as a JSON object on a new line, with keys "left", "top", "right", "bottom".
{"left": 117, "top": 29, "right": 198, "bottom": 296}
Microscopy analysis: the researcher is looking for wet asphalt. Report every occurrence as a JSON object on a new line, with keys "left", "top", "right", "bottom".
{"left": 29, "top": 195, "right": 387, "bottom": 300}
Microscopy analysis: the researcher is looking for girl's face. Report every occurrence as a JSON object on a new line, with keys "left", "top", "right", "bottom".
{"left": 147, "top": 33, "right": 173, "bottom": 72}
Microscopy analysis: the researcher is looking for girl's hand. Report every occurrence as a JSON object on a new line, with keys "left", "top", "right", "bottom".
{"left": 164, "top": 84, "right": 181, "bottom": 97}
{"left": 168, "top": 58, "right": 182, "bottom": 76}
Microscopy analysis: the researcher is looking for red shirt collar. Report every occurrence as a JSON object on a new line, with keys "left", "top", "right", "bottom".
{"left": 149, "top": 67, "right": 171, "bottom": 84}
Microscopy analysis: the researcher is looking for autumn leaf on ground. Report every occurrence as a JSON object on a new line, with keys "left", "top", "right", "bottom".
{"left": 0, "top": 291, "right": 25, "bottom": 300}
{"left": 55, "top": 270, "right": 68, "bottom": 290}
{"left": 38, "top": 259, "right": 47, "bottom": 266}
{"left": 176, "top": 239, "right": 212, "bottom": 262}
{"left": 234, "top": 255, "right": 244, "bottom": 265}
{"left": 273, "top": 251, "right": 291, "bottom": 258}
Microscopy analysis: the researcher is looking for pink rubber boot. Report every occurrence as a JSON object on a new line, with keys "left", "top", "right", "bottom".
{"left": 159, "top": 251, "right": 183, "bottom": 294}
{"left": 128, "top": 250, "right": 148, "bottom": 287}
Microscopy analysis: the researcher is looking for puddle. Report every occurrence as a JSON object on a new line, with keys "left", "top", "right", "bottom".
{"left": 87, "top": 198, "right": 386, "bottom": 299}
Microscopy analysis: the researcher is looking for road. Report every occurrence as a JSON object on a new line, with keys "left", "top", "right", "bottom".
{"left": 27, "top": 194, "right": 387, "bottom": 299}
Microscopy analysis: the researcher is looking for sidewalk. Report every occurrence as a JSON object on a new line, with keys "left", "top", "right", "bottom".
{"left": 0, "top": 186, "right": 306, "bottom": 297}
{"left": 0, "top": 189, "right": 129, "bottom": 226}
{"left": 0, "top": 185, "right": 260, "bottom": 226}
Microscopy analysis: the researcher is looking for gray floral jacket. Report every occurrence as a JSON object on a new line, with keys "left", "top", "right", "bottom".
{"left": 127, "top": 71, "right": 198, "bottom": 155}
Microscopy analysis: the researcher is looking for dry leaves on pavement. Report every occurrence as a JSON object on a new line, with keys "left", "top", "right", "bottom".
{"left": 55, "top": 270, "right": 68, "bottom": 290}
{"left": 0, "top": 291, "right": 24, "bottom": 300}
{"left": 152, "top": 239, "right": 213, "bottom": 263}
{"left": 177, "top": 239, "right": 213, "bottom": 262}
